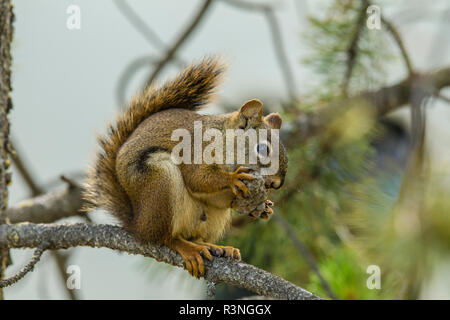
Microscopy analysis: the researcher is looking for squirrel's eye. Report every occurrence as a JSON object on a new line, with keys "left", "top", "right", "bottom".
{"left": 256, "top": 143, "right": 271, "bottom": 158}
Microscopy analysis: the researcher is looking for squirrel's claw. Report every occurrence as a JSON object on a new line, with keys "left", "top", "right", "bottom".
{"left": 224, "top": 246, "right": 241, "bottom": 260}
{"left": 212, "top": 246, "right": 241, "bottom": 261}
{"left": 229, "top": 166, "right": 255, "bottom": 198}
{"left": 217, "top": 245, "right": 241, "bottom": 260}
{"left": 260, "top": 200, "right": 274, "bottom": 220}
{"left": 196, "top": 242, "right": 241, "bottom": 261}
{"left": 172, "top": 240, "right": 212, "bottom": 278}
{"left": 248, "top": 199, "right": 274, "bottom": 220}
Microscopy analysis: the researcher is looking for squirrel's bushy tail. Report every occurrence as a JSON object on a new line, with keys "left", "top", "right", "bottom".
{"left": 82, "top": 57, "right": 226, "bottom": 225}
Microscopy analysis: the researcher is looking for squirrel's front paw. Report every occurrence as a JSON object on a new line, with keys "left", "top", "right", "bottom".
{"left": 229, "top": 166, "right": 255, "bottom": 198}
{"left": 257, "top": 200, "right": 274, "bottom": 220}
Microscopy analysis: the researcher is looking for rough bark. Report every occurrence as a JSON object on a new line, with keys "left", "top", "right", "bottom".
{"left": 0, "top": 0, "right": 13, "bottom": 300}
{"left": 5, "top": 184, "right": 83, "bottom": 224}
{"left": 0, "top": 223, "right": 321, "bottom": 300}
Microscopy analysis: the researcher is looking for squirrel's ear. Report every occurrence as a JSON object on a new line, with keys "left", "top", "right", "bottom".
{"left": 238, "top": 99, "right": 263, "bottom": 121}
{"left": 264, "top": 113, "right": 282, "bottom": 129}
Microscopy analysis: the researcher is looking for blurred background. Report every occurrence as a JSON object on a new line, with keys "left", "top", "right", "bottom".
{"left": 3, "top": 0, "right": 450, "bottom": 299}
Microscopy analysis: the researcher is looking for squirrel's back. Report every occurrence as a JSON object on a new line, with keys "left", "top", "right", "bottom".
{"left": 83, "top": 57, "right": 226, "bottom": 226}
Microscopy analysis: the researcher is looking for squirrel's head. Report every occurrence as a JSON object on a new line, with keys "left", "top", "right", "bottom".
{"left": 225, "top": 99, "right": 288, "bottom": 190}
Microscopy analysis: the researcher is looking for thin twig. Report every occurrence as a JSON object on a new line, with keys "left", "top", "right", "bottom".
{"left": 221, "top": 0, "right": 298, "bottom": 103}
{"left": 9, "top": 140, "right": 43, "bottom": 196}
{"left": 51, "top": 251, "right": 77, "bottom": 300}
{"left": 381, "top": 15, "right": 413, "bottom": 77}
{"left": 435, "top": 92, "right": 450, "bottom": 104}
{"left": 409, "top": 80, "right": 428, "bottom": 151}
{"left": 113, "top": 0, "right": 185, "bottom": 66}
{"left": 113, "top": 0, "right": 189, "bottom": 107}
{"left": 219, "top": 0, "right": 274, "bottom": 11}
{"left": 264, "top": 8, "right": 299, "bottom": 102}
{"left": 60, "top": 175, "right": 93, "bottom": 224}
{"left": 5, "top": 183, "right": 83, "bottom": 224}
{"left": 390, "top": 84, "right": 430, "bottom": 298}
{"left": 272, "top": 214, "right": 338, "bottom": 300}
{"left": 60, "top": 175, "right": 79, "bottom": 190}
{"left": 342, "top": 0, "right": 369, "bottom": 97}
{"left": 145, "top": 0, "right": 214, "bottom": 87}
{"left": 43, "top": 171, "right": 85, "bottom": 190}
{"left": 0, "top": 247, "right": 45, "bottom": 288}
{"left": 115, "top": 55, "right": 158, "bottom": 107}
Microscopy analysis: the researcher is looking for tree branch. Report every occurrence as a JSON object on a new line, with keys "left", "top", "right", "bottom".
{"left": 221, "top": 0, "right": 298, "bottom": 103}
{"left": 10, "top": 140, "right": 43, "bottom": 196}
{"left": 0, "top": 246, "right": 44, "bottom": 288}
{"left": 381, "top": 15, "right": 413, "bottom": 77}
{"left": 116, "top": 55, "right": 158, "bottom": 107}
{"left": 263, "top": 8, "right": 299, "bottom": 102}
{"left": 50, "top": 250, "right": 77, "bottom": 300}
{"left": 4, "top": 184, "right": 84, "bottom": 224}
{"left": 282, "top": 66, "right": 450, "bottom": 146}
{"left": 144, "top": 0, "right": 214, "bottom": 87}
{"left": 0, "top": 222, "right": 321, "bottom": 300}
{"left": 8, "top": 146, "right": 83, "bottom": 299}
{"left": 436, "top": 92, "right": 450, "bottom": 104}
{"left": 0, "top": 0, "right": 14, "bottom": 299}
{"left": 113, "top": 0, "right": 186, "bottom": 67}
{"left": 219, "top": 0, "right": 274, "bottom": 12}
{"left": 342, "top": 0, "right": 369, "bottom": 96}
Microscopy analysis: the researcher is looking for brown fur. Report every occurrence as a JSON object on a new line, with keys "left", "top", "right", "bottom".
{"left": 83, "top": 58, "right": 287, "bottom": 278}
{"left": 83, "top": 58, "right": 225, "bottom": 226}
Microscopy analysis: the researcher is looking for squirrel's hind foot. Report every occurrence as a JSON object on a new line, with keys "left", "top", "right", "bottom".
{"left": 195, "top": 241, "right": 241, "bottom": 261}
{"left": 170, "top": 238, "right": 213, "bottom": 278}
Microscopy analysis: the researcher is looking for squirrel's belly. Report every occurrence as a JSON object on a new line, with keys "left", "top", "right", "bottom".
{"left": 171, "top": 199, "right": 231, "bottom": 243}
{"left": 192, "top": 207, "right": 232, "bottom": 242}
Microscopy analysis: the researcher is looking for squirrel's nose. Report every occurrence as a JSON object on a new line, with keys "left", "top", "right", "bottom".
{"left": 265, "top": 176, "right": 283, "bottom": 189}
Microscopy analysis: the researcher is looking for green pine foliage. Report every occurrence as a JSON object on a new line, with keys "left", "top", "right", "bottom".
{"left": 303, "top": 0, "right": 393, "bottom": 98}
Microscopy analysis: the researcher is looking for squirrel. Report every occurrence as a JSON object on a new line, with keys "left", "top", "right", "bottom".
{"left": 83, "top": 57, "right": 288, "bottom": 278}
